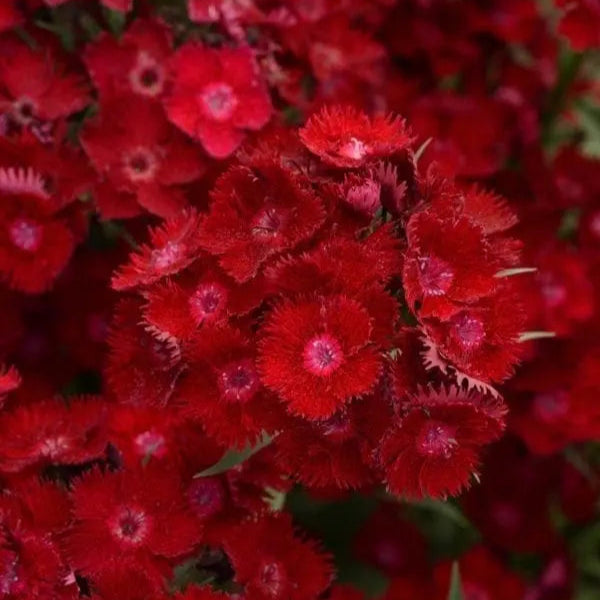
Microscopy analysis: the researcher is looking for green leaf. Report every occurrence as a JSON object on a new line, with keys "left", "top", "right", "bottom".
{"left": 447, "top": 562, "right": 465, "bottom": 600}
{"left": 103, "top": 7, "right": 127, "bottom": 37}
{"left": 194, "top": 432, "right": 274, "bottom": 478}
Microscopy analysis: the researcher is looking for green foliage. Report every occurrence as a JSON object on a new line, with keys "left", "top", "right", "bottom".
{"left": 447, "top": 562, "right": 465, "bottom": 600}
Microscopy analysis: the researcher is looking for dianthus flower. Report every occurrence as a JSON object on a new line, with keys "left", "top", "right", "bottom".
{"left": 377, "top": 386, "right": 506, "bottom": 499}
{"left": 165, "top": 44, "right": 272, "bottom": 158}
{"left": 85, "top": 19, "right": 171, "bottom": 100}
{"left": 259, "top": 294, "right": 382, "bottom": 418}
{"left": 63, "top": 465, "right": 201, "bottom": 576}
{"left": 222, "top": 514, "right": 332, "bottom": 600}
{"left": 82, "top": 96, "right": 205, "bottom": 218}
{"left": 198, "top": 163, "right": 325, "bottom": 281}
{"left": 299, "top": 106, "right": 413, "bottom": 168}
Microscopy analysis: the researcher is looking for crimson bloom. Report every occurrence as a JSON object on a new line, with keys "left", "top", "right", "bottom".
{"left": 199, "top": 163, "right": 325, "bottom": 282}
{"left": 165, "top": 44, "right": 272, "bottom": 158}
{"left": 222, "top": 514, "right": 332, "bottom": 600}
{"left": 299, "top": 106, "right": 413, "bottom": 168}
{"left": 376, "top": 386, "right": 506, "bottom": 499}
{"left": 63, "top": 465, "right": 201, "bottom": 576}
{"left": 82, "top": 96, "right": 205, "bottom": 218}
{"left": 259, "top": 294, "right": 382, "bottom": 418}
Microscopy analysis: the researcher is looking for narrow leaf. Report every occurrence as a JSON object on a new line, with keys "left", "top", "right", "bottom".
{"left": 495, "top": 267, "right": 537, "bottom": 278}
{"left": 518, "top": 331, "right": 556, "bottom": 343}
{"left": 447, "top": 562, "right": 464, "bottom": 600}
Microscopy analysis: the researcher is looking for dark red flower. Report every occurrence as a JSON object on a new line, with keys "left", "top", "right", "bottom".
{"left": 0, "top": 397, "right": 107, "bottom": 473}
{"left": 556, "top": 0, "right": 600, "bottom": 50}
{"left": 299, "top": 106, "right": 413, "bottom": 168}
{"left": 82, "top": 96, "right": 205, "bottom": 218}
{"left": 222, "top": 514, "right": 332, "bottom": 600}
{"left": 63, "top": 465, "right": 201, "bottom": 575}
{"left": 259, "top": 294, "right": 382, "bottom": 418}
{"left": 377, "top": 386, "right": 506, "bottom": 499}
{"left": 165, "top": 44, "right": 272, "bottom": 158}
{"left": 198, "top": 163, "right": 325, "bottom": 282}
{"left": 0, "top": 34, "right": 89, "bottom": 127}
{"left": 85, "top": 19, "right": 171, "bottom": 100}
{"left": 111, "top": 210, "right": 204, "bottom": 291}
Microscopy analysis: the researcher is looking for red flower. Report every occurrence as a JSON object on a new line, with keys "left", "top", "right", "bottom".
{"left": 376, "top": 386, "right": 506, "bottom": 499}
{"left": 106, "top": 299, "right": 184, "bottom": 407}
{"left": 222, "top": 514, "right": 332, "bottom": 600}
{"left": 421, "top": 283, "right": 526, "bottom": 384}
{"left": 259, "top": 294, "right": 382, "bottom": 418}
{"left": 0, "top": 34, "right": 88, "bottom": 127}
{"left": 63, "top": 465, "right": 201, "bottom": 576}
{"left": 85, "top": 19, "right": 172, "bottom": 100}
{"left": 93, "top": 565, "right": 166, "bottom": 600}
{"left": 0, "top": 364, "right": 20, "bottom": 404}
{"left": 274, "top": 395, "right": 391, "bottom": 489}
{"left": 165, "top": 44, "right": 272, "bottom": 158}
{"left": 199, "top": 163, "right": 325, "bottom": 282}
{"left": 0, "top": 190, "right": 76, "bottom": 293}
{"left": 82, "top": 96, "right": 205, "bottom": 218}
{"left": 0, "top": 397, "right": 107, "bottom": 473}
{"left": 403, "top": 209, "right": 498, "bottom": 319}
{"left": 177, "top": 326, "right": 285, "bottom": 448}
{"left": 142, "top": 259, "right": 266, "bottom": 340}
{"left": 111, "top": 210, "right": 204, "bottom": 290}
{"left": 299, "top": 106, "right": 413, "bottom": 168}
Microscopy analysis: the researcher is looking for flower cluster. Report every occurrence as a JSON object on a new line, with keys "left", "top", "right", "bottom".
{"left": 0, "top": 0, "right": 598, "bottom": 599}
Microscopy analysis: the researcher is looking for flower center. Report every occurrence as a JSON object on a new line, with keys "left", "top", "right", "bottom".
{"left": 129, "top": 52, "right": 165, "bottom": 97}
{"left": 150, "top": 242, "right": 183, "bottom": 271}
{"left": 9, "top": 219, "right": 42, "bottom": 252}
{"left": 417, "top": 255, "right": 454, "bottom": 296}
{"left": 416, "top": 420, "right": 457, "bottom": 458}
{"left": 199, "top": 82, "right": 238, "bottom": 122}
{"left": 532, "top": 391, "right": 569, "bottom": 422}
{"left": 124, "top": 147, "right": 158, "bottom": 183}
{"left": 450, "top": 313, "right": 486, "bottom": 349}
{"left": 39, "top": 435, "right": 70, "bottom": 458}
{"left": 110, "top": 507, "right": 149, "bottom": 545}
{"left": 251, "top": 206, "right": 287, "bottom": 239}
{"left": 12, "top": 97, "right": 37, "bottom": 125}
{"left": 318, "top": 410, "right": 354, "bottom": 441}
{"left": 539, "top": 274, "right": 567, "bottom": 308}
{"left": 338, "top": 137, "right": 369, "bottom": 161}
{"left": 187, "top": 478, "right": 226, "bottom": 518}
{"left": 219, "top": 359, "right": 260, "bottom": 403}
{"left": 303, "top": 334, "right": 344, "bottom": 376}
{"left": 134, "top": 430, "right": 167, "bottom": 459}
{"left": 189, "top": 282, "right": 228, "bottom": 325}
{"left": 257, "top": 560, "right": 288, "bottom": 598}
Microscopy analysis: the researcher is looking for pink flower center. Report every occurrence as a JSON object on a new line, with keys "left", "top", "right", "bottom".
{"left": 187, "top": 478, "right": 226, "bottom": 518}
{"left": 416, "top": 420, "right": 457, "bottom": 458}
{"left": 251, "top": 206, "right": 286, "bottom": 238}
{"left": 129, "top": 52, "right": 165, "bottom": 97}
{"left": 417, "top": 255, "right": 454, "bottom": 296}
{"left": 134, "top": 430, "right": 167, "bottom": 459}
{"left": 189, "top": 282, "right": 228, "bottom": 324}
{"left": 338, "top": 137, "right": 369, "bottom": 161}
{"left": 319, "top": 410, "right": 354, "bottom": 441}
{"left": 539, "top": 274, "right": 567, "bottom": 308}
{"left": 124, "top": 147, "right": 158, "bottom": 183}
{"left": 150, "top": 242, "right": 183, "bottom": 271}
{"left": 219, "top": 359, "right": 259, "bottom": 403}
{"left": 199, "top": 82, "right": 238, "bottom": 122}
{"left": 39, "top": 435, "right": 70, "bottom": 458}
{"left": 9, "top": 219, "right": 42, "bottom": 252}
{"left": 12, "top": 97, "right": 37, "bottom": 125}
{"left": 110, "top": 507, "right": 150, "bottom": 545}
{"left": 532, "top": 391, "right": 569, "bottom": 422}
{"left": 303, "top": 334, "right": 344, "bottom": 376}
{"left": 450, "top": 313, "right": 486, "bottom": 349}
{"left": 257, "top": 560, "right": 288, "bottom": 598}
